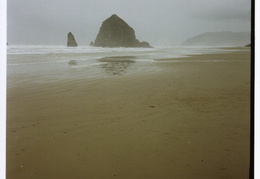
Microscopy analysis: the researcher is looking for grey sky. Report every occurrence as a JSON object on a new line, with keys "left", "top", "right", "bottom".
{"left": 7, "top": 0, "right": 251, "bottom": 46}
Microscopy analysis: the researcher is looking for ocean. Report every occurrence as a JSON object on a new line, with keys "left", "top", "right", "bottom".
{"left": 7, "top": 45, "right": 237, "bottom": 89}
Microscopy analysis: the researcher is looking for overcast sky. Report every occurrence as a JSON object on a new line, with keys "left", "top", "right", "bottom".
{"left": 7, "top": 0, "right": 251, "bottom": 46}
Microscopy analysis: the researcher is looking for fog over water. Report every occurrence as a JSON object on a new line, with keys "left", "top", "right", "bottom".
{"left": 7, "top": 0, "right": 251, "bottom": 46}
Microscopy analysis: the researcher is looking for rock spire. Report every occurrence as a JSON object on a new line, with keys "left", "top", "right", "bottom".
{"left": 67, "top": 32, "right": 78, "bottom": 47}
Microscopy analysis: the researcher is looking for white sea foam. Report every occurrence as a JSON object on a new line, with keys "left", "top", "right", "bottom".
{"left": 7, "top": 45, "right": 156, "bottom": 55}
{"left": 7, "top": 45, "right": 225, "bottom": 56}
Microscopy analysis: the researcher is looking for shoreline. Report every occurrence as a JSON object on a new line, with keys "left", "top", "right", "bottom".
{"left": 7, "top": 49, "right": 251, "bottom": 178}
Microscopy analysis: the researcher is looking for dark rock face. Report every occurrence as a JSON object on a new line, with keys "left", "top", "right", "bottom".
{"left": 94, "top": 14, "right": 151, "bottom": 48}
{"left": 135, "top": 40, "right": 151, "bottom": 47}
{"left": 67, "top": 32, "right": 78, "bottom": 47}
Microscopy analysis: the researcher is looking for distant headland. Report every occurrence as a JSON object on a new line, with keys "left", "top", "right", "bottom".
{"left": 181, "top": 31, "right": 250, "bottom": 47}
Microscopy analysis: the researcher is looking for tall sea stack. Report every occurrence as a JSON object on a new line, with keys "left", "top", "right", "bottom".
{"left": 93, "top": 14, "right": 151, "bottom": 48}
{"left": 67, "top": 32, "right": 78, "bottom": 47}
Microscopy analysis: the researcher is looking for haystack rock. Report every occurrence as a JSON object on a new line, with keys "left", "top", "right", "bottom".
{"left": 93, "top": 14, "right": 151, "bottom": 48}
{"left": 67, "top": 32, "right": 78, "bottom": 47}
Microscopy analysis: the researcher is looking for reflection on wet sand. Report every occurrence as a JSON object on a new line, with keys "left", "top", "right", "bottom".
{"left": 98, "top": 56, "right": 136, "bottom": 75}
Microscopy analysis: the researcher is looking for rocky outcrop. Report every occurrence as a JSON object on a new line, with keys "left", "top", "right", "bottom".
{"left": 67, "top": 32, "right": 78, "bottom": 47}
{"left": 68, "top": 60, "right": 77, "bottom": 66}
{"left": 93, "top": 14, "right": 151, "bottom": 48}
{"left": 134, "top": 40, "right": 151, "bottom": 47}
{"left": 90, "top": 41, "right": 94, "bottom": 46}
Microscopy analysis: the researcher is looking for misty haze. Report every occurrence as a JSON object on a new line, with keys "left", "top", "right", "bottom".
{"left": 7, "top": 0, "right": 251, "bottom": 179}
{"left": 7, "top": 0, "right": 250, "bottom": 46}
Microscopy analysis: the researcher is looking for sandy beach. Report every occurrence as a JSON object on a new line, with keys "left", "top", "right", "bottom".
{"left": 7, "top": 49, "right": 251, "bottom": 178}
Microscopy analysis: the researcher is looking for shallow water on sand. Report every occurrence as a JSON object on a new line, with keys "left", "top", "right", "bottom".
{"left": 7, "top": 46, "right": 238, "bottom": 88}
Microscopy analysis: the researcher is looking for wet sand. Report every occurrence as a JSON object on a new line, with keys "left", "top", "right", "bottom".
{"left": 7, "top": 49, "right": 251, "bottom": 178}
